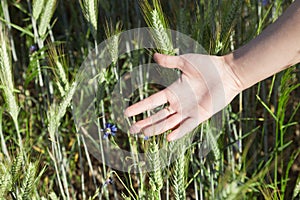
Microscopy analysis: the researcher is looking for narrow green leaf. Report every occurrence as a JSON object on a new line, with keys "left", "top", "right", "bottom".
{"left": 256, "top": 95, "right": 278, "bottom": 121}
{"left": 0, "top": 18, "right": 34, "bottom": 38}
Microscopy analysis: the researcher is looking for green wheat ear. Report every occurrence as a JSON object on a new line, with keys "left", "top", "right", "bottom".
{"left": 48, "top": 81, "right": 77, "bottom": 140}
{"left": 167, "top": 138, "right": 188, "bottom": 200}
{"left": 0, "top": 172, "right": 11, "bottom": 198}
{"left": 80, "top": 0, "right": 99, "bottom": 41}
{"left": 0, "top": 23, "right": 19, "bottom": 123}
{"left": 293, "top": 175, "right": 300, "bottom": 199}
{"left": 32, "top": 0, "right": 46, "bottom": 20}
{"left": 20, "top": 163, "right": 36, "bottom": 200}
{"left": 148, "top": 140, "right": 163, "bottom": 192}
{"left": 0, "top": 23, "right": 23, "bottom": 150}
{"left": 38, "top": 0, "right": 57, "bottom": 37}
{"left": 140, "top": 0, "right": 174, "bottom": 55}
{"left": 47, "top": 43, "right": 70, "bottom": 96}
{"left": 171, "top": 151, "right": 186, "bottom": 200}
{"left": 49, "top": 192, "right": 59, "bottom": 200}
{"left": 104, "top": 20, "right": 122, "bottom": 66}
{"left": 10, "top": 152, "right": 23, "bottom": 183}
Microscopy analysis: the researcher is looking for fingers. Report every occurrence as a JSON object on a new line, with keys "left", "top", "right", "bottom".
{"left": 154, "top": 53, "right": 185, "bottom": 71}
{"left": 124, "top": 89, "right": 168, "bottom": 117}
{"left": 125, "top": 53, "right": 185, "bottom": 118}
{"left": 143, "top": 113, "right": 186, "bottom": 136}
{"left": 129, "top": 107, "right": 176, "bottom": 133}
{"left": 167, "top": 118, "right": 198, "bottom": 141}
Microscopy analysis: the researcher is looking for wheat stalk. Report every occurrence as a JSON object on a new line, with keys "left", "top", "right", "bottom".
{"left": 47, "top": 81, "right": 77, "bottom": 199}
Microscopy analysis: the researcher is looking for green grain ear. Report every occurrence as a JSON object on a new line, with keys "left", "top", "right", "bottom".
{"left": 38, "top": 0, "right": 57, "bottom": 37}
{"left": 140, "top": 0, "right": 174, "bottom": 55}
{"left": 0, "top": 172, "right": 12, "bottom": 198}
{"left": 104, "top": 20, "right": 122, "bottom": 66}
{"left": 32, "top": 0, "right": 45, "bottom": 21}
{"left": 21, "top": 163, "right": 36, "bottom": 200}
{"left": 47, "top": 43, "right": 70, "bottom": 97}
{"left": 80, "top": 0, "right": 99, "bottom": 41}
{"left": 10, "top": 153, "right": 23, "bottom": 183}
{"left": 0, "top": 23, "right": 22, "bottom": 150}
{"left": 148, "top": 140, "right": 163, "bottom": 192}
{"left": 171, "top": 149, "right": 186, "bottom": 200}
{"left": 293, "top": 175, "right": 300, "bottom": 199}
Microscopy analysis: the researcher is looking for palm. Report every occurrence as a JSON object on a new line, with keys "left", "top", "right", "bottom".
{"left": 125, "top": 53, "right": 241, "bottom": 141}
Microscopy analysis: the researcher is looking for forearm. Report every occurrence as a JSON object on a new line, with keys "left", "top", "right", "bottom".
{"left": 224, "top": 1, "right": 300, "bottom": 91}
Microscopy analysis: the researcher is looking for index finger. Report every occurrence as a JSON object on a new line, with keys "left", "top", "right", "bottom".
{"left": 124, "top": 89, "right": 168, "bottom": 117}
{"left": 154, "top": 53, "right": 185, "bottom": 70}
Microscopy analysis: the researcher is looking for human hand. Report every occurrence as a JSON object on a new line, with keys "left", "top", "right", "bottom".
{"left": 124, "top": 53, "right": 242, "bottom": 141}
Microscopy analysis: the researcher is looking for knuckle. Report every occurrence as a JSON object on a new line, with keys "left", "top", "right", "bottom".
{"left": 178, "top": 56, "right": 185, "bottom": 70}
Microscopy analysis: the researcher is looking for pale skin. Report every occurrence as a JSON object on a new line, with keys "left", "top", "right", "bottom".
{"left": 125, "top": 1, "right": 300, "bottom": 141}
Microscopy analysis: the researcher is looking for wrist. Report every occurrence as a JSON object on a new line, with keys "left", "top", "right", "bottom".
{"left": 222, "top": 53, "right": 245, "bottom": 92}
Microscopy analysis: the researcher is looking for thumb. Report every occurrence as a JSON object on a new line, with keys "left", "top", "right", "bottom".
{"left": 154, "top": 53, "right": 185, "bottom": 71}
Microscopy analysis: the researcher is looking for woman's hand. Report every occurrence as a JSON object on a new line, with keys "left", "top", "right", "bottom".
{"left": 125, "top": 53, "right": 242, "bottom": 141}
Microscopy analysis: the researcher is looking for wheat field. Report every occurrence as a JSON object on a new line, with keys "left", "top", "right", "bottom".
{"left": 0, "top": 0, "right": 299, "bottom": 199}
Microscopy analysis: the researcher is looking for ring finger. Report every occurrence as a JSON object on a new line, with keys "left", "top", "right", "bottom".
{"left": 129, "top": 107, "right": 176, "bottom": 134}
{"left": 142, "top": 113, "right": 187, "bottom": 136}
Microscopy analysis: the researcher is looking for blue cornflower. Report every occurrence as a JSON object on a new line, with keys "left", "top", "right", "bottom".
{"left": 102, "top": 123, "right": 117, "bottom": 139}
{"left": 29, "top": 45, "right": 38, "bottom": 54}
{"left": 104, "top": 177, "right": 113, "bottom": 185}
{"left": 262, "top": 0, "right": 269, "bottom": 6}
{"left": 144, "top": 135, "right": 149, "bottom": 140}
